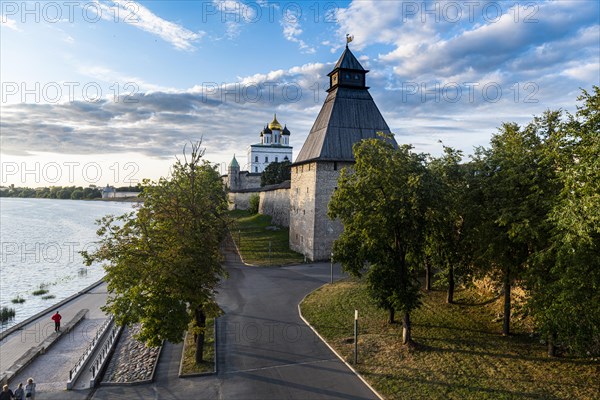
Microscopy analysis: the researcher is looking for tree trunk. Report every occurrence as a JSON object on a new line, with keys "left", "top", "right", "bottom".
{"left": 502, "top": 269, "right": 511, "bottom": 336}
{"left": 547, "top": 331, "right": 557, "bottom": 357}
{"left": 425, "top": 257, "right": 431, "bottom": 291}
{"left": 447, "top": 265, "right": 455, "bottom": 304}
{"left": 194, "top": 306, "right": 207, "bottom": 364}
{"left": 388, "top": 308, "right": 395, "bottom": 324}
{"left": 402, "top": 312, "right": 411, "bottom": 345}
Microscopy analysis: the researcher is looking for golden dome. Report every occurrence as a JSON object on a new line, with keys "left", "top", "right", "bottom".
{"left": 268, "top": 114, "right": 282, "bottom": 131}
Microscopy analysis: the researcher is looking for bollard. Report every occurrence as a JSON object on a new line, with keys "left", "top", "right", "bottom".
{"left": 354, "top": 310, "right": 358, "bottom": 364}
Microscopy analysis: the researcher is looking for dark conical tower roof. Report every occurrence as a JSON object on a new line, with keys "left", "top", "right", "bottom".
{"left": 332, "top": 45, "right": 366, "bottom": 71}
{"left": 294, "top": 46, "right": 396, "bottom": 164}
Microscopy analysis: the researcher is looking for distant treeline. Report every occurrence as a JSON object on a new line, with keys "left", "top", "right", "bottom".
{"left": 0, "top": 185, "right": 141, "bottom": 200}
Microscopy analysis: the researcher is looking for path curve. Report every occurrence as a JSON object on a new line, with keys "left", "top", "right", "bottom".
{"left": 92, "top": 239, "right": 380, "bottom": 399}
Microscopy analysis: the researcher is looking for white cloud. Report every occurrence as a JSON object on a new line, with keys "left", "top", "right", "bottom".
{"left": 562, "top": 62, "right": 600, "bottom": 82}
{"left": 0, "top": 17, "right": 21, "bottom": 31}
{"left": 281, "top": 9, "right": 316, "bottom": 54}
{"left": 95, "top": 1, "right": 204, "bottom": 51}
{"left": 211, "top": 0, "right": 257, "bottom": 40}
{"left": 79, "top": 65, "right": 177, "bottom": 94}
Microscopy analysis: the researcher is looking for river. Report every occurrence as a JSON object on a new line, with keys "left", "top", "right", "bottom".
{"left": 0, "top": 197, "right": 135, "bottom": 330}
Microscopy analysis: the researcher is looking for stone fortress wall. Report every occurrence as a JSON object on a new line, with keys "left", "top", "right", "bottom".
{"left": 228, "top": 181, "right": 291, "bottom": 227}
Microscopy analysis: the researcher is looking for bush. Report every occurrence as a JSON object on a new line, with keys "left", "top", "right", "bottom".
{"left": 249, "top": 194, "right": 260, "bottom": 214}
{"left": 11, "top": 295, "right": 25, "bottom": 304}
{"left": 1, "top": 306, "right": 15, "bottom": 323}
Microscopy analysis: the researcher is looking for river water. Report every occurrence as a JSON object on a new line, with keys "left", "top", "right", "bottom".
{"left": 0, "top": 198, "right": 135, "bottom": 331}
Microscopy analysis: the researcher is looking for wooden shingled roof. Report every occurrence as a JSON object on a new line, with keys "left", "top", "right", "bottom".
{"left": 332, "top": 46, "right": 366, "bottom": 72}
{"left": 294, "top": 47, "right": 396, "bottom": 164}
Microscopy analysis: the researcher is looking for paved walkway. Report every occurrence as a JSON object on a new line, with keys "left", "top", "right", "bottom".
{"left": 92, "top": 239, "right": 379, "bottom": 399}
{"left": 0, "top": 283, "right": 109, "bottom": 394}
{"left": 2, "top": 239, "right": 380, "bottom": 399}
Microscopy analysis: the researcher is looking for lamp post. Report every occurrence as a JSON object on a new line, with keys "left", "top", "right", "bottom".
{"left": 354, "top": 309, "right": 358, "bottom": 364}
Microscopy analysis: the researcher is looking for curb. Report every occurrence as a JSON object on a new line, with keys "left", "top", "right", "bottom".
{"left": 178, "top": 319, "right": 217, "bottom": 378}
{"left": 0, "top": 279, "right": 105, "bottom": 341}
{"left": 227, "top": 231, "right": 260, "bottom": 267}
{"left": 298, "top": 291, "right": 385, "bottom": 400}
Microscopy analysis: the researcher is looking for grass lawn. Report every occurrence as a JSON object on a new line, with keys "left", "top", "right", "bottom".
{"left": 229, "top": 209, "right": 304, "bottom": 266}
{"left": 301, "top": 279, "right": 599, "bottom": 400}
{"left": 180, "top": 318, "right": 215, "bottom": 375}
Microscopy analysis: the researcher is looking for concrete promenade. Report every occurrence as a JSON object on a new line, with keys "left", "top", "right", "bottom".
{"left": 0, "top": 282, "right": 110, "bottom": 393}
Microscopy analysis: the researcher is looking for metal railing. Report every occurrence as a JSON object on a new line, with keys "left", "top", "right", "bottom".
{"left": 89, "top": 321, "right": 122, "bottom": 381}
{"left": 68, "top": 316, "right": 113, "bottom": 383}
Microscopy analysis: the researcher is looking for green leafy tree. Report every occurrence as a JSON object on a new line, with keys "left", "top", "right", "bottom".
{"left": 528, "top": 87, "right": 600, "bottom": 356}
{"left": 260, "top": 160, "right": 291, "bottom": 186}
{"left": 71, "top": 189, "right": 84, "bottom": 200}
{"left": 470, "top": 124, "right": 536, "bottom": 335}
{"left": 329, "top": 136, "right": 429, "bottom": 344}
{"left": 426, "top": 146, "right": 470, "bottom": 303}
{"left": 82, "top": 142, "right": 228, "bottom": 363}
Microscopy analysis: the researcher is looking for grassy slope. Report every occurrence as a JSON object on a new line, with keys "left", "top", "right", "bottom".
{"left": 301, "top": 279, "right": 599, "bottom": 400}
{"left": 229, "top": 210, "right": 304, "bottom": 266}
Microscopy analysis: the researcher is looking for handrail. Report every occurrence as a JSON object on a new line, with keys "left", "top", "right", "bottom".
{"left": 67, "top": 316, "right": 113, "bottom": 386}
{"left": 89, "top": 322, "right": 122, "bottom": 384}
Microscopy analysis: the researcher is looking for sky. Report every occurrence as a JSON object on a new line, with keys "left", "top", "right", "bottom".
{"left": 1, "top": 0, "right": 599, "bottom": 187}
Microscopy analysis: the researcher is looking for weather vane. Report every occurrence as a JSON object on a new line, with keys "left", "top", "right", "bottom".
{"left": 346, "top": 34, "right": 354, "bottom": 46}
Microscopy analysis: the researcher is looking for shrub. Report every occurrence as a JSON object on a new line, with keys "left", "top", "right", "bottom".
{"left": 1, "top": 306, "right": 15, "bottom": 323}
{"left": 249, "top": 194, "right": 260, "bottom": 214}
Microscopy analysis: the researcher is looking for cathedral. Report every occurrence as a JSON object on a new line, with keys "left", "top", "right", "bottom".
{"left": 248, "top": 115, "right": 292, "bottom": 173}
{"left": 227, "top": 43, "right": 396, "bottom": 261}
{"left": 225, "top": 115, "right": 293, "bottom": 192}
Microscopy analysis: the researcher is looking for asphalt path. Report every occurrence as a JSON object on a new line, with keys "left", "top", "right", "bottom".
{"left": 92, "top": 241, "right": 380, "bottom": 400}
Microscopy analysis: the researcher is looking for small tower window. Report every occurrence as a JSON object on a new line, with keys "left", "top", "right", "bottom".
{"left": 275, "top": 157, "right": 278, "bottom": 162}
{"left": 255, "top": 156, "right": 258, "bottom": 162}
{"left": 334, "top": 162, "right": 338, "bottom": 171}
{"left": 255, "top": 167, "right": 258, "bottom": 172}
{"left": 265, "top": 156, "right": 269, "bottom": 163}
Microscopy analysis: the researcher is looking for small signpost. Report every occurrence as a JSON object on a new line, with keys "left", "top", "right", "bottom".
{"left": 354, "top": 309, "right": 358, "bottom": 364}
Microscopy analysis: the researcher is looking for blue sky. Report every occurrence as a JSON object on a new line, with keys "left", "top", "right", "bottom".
{"left": 1, "top": 0, "right": 599, "bottom": 187}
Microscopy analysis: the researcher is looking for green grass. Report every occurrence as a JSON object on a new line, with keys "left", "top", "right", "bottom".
{"left": 229, "top": 210, "right": 304, "bottom": 266}
{"left": 180, "top": 319, "right": 215, "bottom": 375}
{"left": 11, "top": 295, "right": 25, "bottom": 304}
{"left": 32, "top": 289, "right": 49, "bottom": 296}
{"left": 301, "top": 279, "right": 599, "bottom": 400}
{"left": 41, "top": 294, "right": 56, "bottom": 300}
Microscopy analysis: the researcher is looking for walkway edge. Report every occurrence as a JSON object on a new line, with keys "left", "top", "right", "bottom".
{"left": 298, "top": 290, "right": 385, "bottom": 400}
{"left": 227, "top": 231, "right": 259, "bottom": 267}
{"left": 0, "top": 279, "right": 105, "bottom": 341}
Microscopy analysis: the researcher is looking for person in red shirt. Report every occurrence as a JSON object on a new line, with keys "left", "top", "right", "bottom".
{"left": 51, "top": 311, "right": 62, "bottom": 332}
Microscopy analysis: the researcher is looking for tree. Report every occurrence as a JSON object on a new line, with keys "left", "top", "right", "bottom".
{"left": 426, "top": 146, "right": 470, "bottom": 303}
{"left": 469, "top": 121, "right": 552, "bottom": 336}
{"left": 82, "top": 142, "right": 228, "bottom": 363}
{"left": 329, "top": 135, "right": 429, "bottom": 344}
{"left": 528, "top": 87, "right": 600, "bottom": 356}
{"left": 260, "top": 160, "right": 291, "bottom": 186}
{"left": 71, "top": 189, "right": 84, "bottom": 200}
